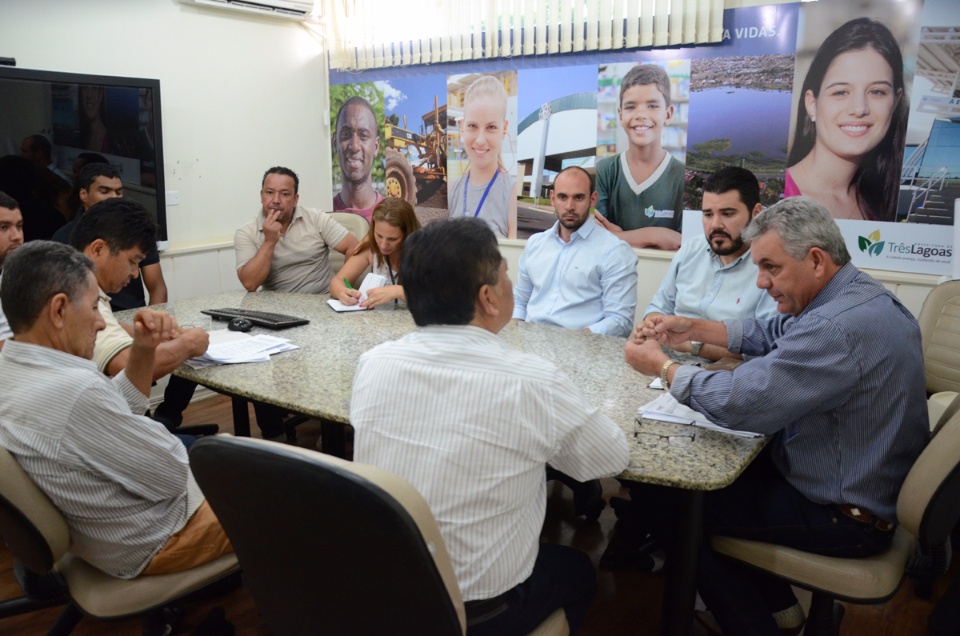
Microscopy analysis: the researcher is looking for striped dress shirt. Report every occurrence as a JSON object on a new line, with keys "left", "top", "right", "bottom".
{"left": 671, "top": 264, "right": 928, "bottom": 522}
{"left": 0, "top": 340, "right": 204, "bottom": 578}
{"left": 351, "top": 325, "right": 629, "bottom": 601}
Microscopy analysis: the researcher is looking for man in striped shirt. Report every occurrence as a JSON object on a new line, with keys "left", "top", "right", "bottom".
{"left": 0, "top": 241, "right": 232, "bottom": 579}
{"left": 627, "top": 197, "right": 928, "bottom": 635}
{"left": 351, "top": 218, "right": 630, "bottom": 636}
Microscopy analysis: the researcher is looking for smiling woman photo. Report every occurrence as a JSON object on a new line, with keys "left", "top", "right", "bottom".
{"left": 785, "top": 18, "right": 908, "bottom": 222}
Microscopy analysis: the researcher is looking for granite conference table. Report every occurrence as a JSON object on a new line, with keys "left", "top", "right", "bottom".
{"left": 139, "top": 290, "right": 766, "bottom": 636}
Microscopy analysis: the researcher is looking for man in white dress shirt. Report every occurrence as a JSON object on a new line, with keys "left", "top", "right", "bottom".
{"left": 350, "top": 218, "right": 630, "bottom": 636}
{"left": 0, "top": 191, "right": 24, "bottom": 350}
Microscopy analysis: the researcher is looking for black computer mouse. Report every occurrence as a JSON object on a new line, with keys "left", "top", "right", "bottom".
{"left": 228, "top": 318, "right": 253, "bottom": 332}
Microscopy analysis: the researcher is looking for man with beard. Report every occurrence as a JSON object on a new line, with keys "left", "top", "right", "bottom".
{"left": 0, "top": 191, "right": 25, "bottom": 349}
{"left": 643, "top": 166, "right": 776, "bottom": 361}
{"left": 513, "top": 166, "right": 637, "bottom": 338}
{"left": 333, "top": 96, "right": 383, "bottom": 220}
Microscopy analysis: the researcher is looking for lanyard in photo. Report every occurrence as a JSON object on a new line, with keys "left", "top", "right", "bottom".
{"left": 463, "top": 170, "right": 499, "bottom": 218}
{"left": 387, "top": 258, "right": 398, "bottom": 304}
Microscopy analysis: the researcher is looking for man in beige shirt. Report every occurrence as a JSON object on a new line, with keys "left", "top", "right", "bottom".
{"left": 234, "top": 166, "right": 359, "bottom": 440}
{"left": 235, "top": 166, "right": 358, "bottom": 294}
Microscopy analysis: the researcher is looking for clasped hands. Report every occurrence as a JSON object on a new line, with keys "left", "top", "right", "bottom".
{"left": 624, "top": 315, "right": 693, "bottom": 377}
{"left": 131, "top": 308, "right": 209, "bottom": 357}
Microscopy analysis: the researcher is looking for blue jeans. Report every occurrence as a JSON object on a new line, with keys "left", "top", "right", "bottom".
{"left": 690, "top": 449, "right": 894, "bottom": 635}
{"left": 467, "top": 543, "right": 596, "bottom": 636}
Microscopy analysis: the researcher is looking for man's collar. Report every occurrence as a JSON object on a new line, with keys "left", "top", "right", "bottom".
{"left": 799, "top": 262, "right": 857, "bottom": 316}
{"left": 551, "top": 218, "right": 596, "bottom": 242}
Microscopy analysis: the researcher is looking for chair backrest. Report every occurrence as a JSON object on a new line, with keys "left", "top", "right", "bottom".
{"left": 327, "top": 211, "right": 371, "bottom": 277}
{"left": 918, "top": 280, "right": 960, "bottom": 394}
{"left": 897, "top": 407, "right": 960, "bottom": 547}
{"left": 0, "top": 446, "right": 70, "bottom": 574}
{"left": 189, "top": 436, "right": 466, "bottom": 636}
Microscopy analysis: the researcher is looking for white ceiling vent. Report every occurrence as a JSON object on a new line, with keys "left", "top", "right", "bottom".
{"left": 180, "top": 0, "right": 316, "bottom": 21}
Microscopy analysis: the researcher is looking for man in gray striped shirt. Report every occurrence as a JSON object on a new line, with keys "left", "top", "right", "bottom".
{"left": 627, "top": 197, "right": 928, "bottom": 635}
{"left": 351, "top": 218, "right": 630, "bottom": 636}
{"left": 0, "top": 242, "right": 231, "bottom": 579}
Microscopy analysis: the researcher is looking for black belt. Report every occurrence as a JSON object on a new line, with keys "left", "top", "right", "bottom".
{"left": 836, "top": 504, "right": 895, "bottom": 532}
{"left": 464, "top": 588, "right": 516, "bottom": 625}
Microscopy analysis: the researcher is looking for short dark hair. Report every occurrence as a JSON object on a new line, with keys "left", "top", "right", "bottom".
{"left": 620, "top": 63, "right": 672, "bottom": 108}
{"left": 0, "top": 191, "right": 18, "bottom": 211}
{"left": 1, "top": 241, "right": 95, "bottom": 334}
{"left": 555, "top": 166, "right": 595, "bottom": 194}
{"left": 70, "top": 198, "right": 157, "bottom": 255}
{"left": 401, "top": 218, "right": 502, "bottom": 327}
{"left": 78, "top": 162, "right": 121, "bottom": 192}
{"left": 703, "top": 167, "right": 761, "bottom": 213}
{"left": 25, "top": 134, "right": 52, "bottom": 161}
{"left": 262, "top": 166, "right": 299, "bottom": 194}
{"left": 336, "top": 96, "right": 376, "bottom": 130}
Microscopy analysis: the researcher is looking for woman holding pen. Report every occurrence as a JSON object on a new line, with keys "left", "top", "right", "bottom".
{"left": 329, "top": 198, "right": 421, "bottom": 308}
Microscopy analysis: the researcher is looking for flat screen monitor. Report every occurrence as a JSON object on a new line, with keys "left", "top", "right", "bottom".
{"left": 0, "top": 67, "right": 168, "bottom": 242}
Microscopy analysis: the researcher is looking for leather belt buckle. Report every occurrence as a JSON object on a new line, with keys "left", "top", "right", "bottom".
{"left": 837, "top": 504, "right": 894, "bottom": 532}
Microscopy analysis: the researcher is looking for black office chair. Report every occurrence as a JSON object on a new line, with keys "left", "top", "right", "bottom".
{"left": 190, "top": 436, "right": 568, "bottom": 635}
{"left": 0, "top": 445, "right": 240, "bottom": 635}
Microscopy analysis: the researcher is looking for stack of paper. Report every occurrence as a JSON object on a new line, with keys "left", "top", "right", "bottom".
{"left": 185, "top": 330, "right": 299, "bottom": 369}
{"left": 639, "top": 393, "right": 762, "bottom": 438}
{"left": 327, "top": 273, "right": 388, "bottom": 312}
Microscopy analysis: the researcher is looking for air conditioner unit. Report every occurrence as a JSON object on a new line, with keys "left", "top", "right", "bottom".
{"left": 179, "top": 0, "right": 316, "bottom": 21}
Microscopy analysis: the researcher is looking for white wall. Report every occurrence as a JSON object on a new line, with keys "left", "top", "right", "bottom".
{"left": 0, "top": 0, "right": 333, "bottom": 251}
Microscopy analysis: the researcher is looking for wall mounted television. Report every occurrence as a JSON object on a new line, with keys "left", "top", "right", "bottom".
{"left": 0, "top": 67, "right": 168, "bottom": 242}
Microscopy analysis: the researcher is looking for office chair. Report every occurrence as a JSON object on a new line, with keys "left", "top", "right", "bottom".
{"left": 327, "top": 211, "right": 371, "bottom": 277}
{"left": 190, "top": 436, "right": 568, "bottom": 636}
{"left": 708, "top": 407, "right": 960, "bottom": 636}
{"left": 918, "top": 279, "right": 960, "bottom": 428}
{"left": 0, "top": 445, "right": 240, "bottom": 635}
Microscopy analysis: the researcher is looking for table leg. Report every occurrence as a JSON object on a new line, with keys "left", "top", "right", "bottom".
{"left": 231, "top": 396, "right": 251, "bottom": 437}
{"left": 660, "top": 489, "right": 704, "bottom": 636}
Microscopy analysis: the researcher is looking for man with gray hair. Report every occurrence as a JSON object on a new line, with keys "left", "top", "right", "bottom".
{"left": 625, "top": 197, "right": 928, "bottom": 635}
{"left": 0, "top": 241, "right": 232, "bottom": 579}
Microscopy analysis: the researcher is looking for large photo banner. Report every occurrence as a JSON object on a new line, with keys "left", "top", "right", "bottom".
{"left": 329, "top": 0, "right": 957, "bottom": 276}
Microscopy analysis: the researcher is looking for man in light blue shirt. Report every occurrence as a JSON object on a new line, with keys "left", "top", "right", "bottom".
{"left": 513, "top": 167, "right": 638, "bottom": 338}
{"left": 644, "top": 167, "right": 776, "bottom": 360}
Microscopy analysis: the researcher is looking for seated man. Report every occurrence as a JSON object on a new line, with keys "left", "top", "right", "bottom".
{"left": 0, "top": 191, "right": 24, "bottom": 349}
{"left": 0, "top": 241, "right": 232, "bottom": 578}
{"left": 626, "top": 197, "right": 928, "bottom": 635}
{"left": 351, "top": 218, "right": 630, "bottom": 636}
{"left": 234, "top": 166, "right": 359, "bottom": 441}
{"left": 644, "top": 166, "right": 777, "bottom": 361}
{"left": 70, "top": 199, "right": 209, "bottom": 415}
{"left": 53, "top": 162, "right": 169, "bottom": 311}
{"left": 235, "top": 166, "right": 358, "bottom": 294}
{"left": 513, "top": 166, "right": 638, "bottom": 338}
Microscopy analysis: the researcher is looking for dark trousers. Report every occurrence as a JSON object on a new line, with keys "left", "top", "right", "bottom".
{"left": 252, "top": 401, "right": 287, "bottom": 439}
{"left": 467, "top": 543, "right": 596, "bottom": 636}
{"left": 152, "top": 375, "right": 199, "bottom": 427}
{"left": 639, "top": 449, "right": 895, "bottom": 635}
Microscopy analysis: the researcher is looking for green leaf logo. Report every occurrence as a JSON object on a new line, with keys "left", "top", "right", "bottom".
{"left": 867, "top": 241, "right": 885, "bottom": 256}
{"left": 858, "top": 236, "right": 872, "bottom": 252}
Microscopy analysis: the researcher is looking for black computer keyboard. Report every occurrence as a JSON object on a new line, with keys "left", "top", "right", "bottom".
{"left": 201, "top": 308, "right": 310, "bottom": 329}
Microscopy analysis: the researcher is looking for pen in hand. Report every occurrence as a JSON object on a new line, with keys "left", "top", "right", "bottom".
{"left": 343, "top": 277, "right": 354, "bottom": 290}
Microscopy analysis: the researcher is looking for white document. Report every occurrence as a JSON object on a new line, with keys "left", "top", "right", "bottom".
{"left": 327, "top": 273, "right": 388, "bottom": 312}
{"left": 639, "top": 393, "right": 762, "bottom": 438}
{"left": 648, "top": 377, "right": 664, "bottom": 390}
{"left": 186, "top": 331, "right": 299, "bottom": 368}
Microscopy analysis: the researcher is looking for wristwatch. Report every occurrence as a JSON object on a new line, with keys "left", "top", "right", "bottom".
{"left": 690, "top": 341, "right": 703, "bottom": 357}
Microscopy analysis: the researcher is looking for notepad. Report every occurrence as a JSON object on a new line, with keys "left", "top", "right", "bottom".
{"left": 327, "top": 273, "right": 388, "bottom": 312}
